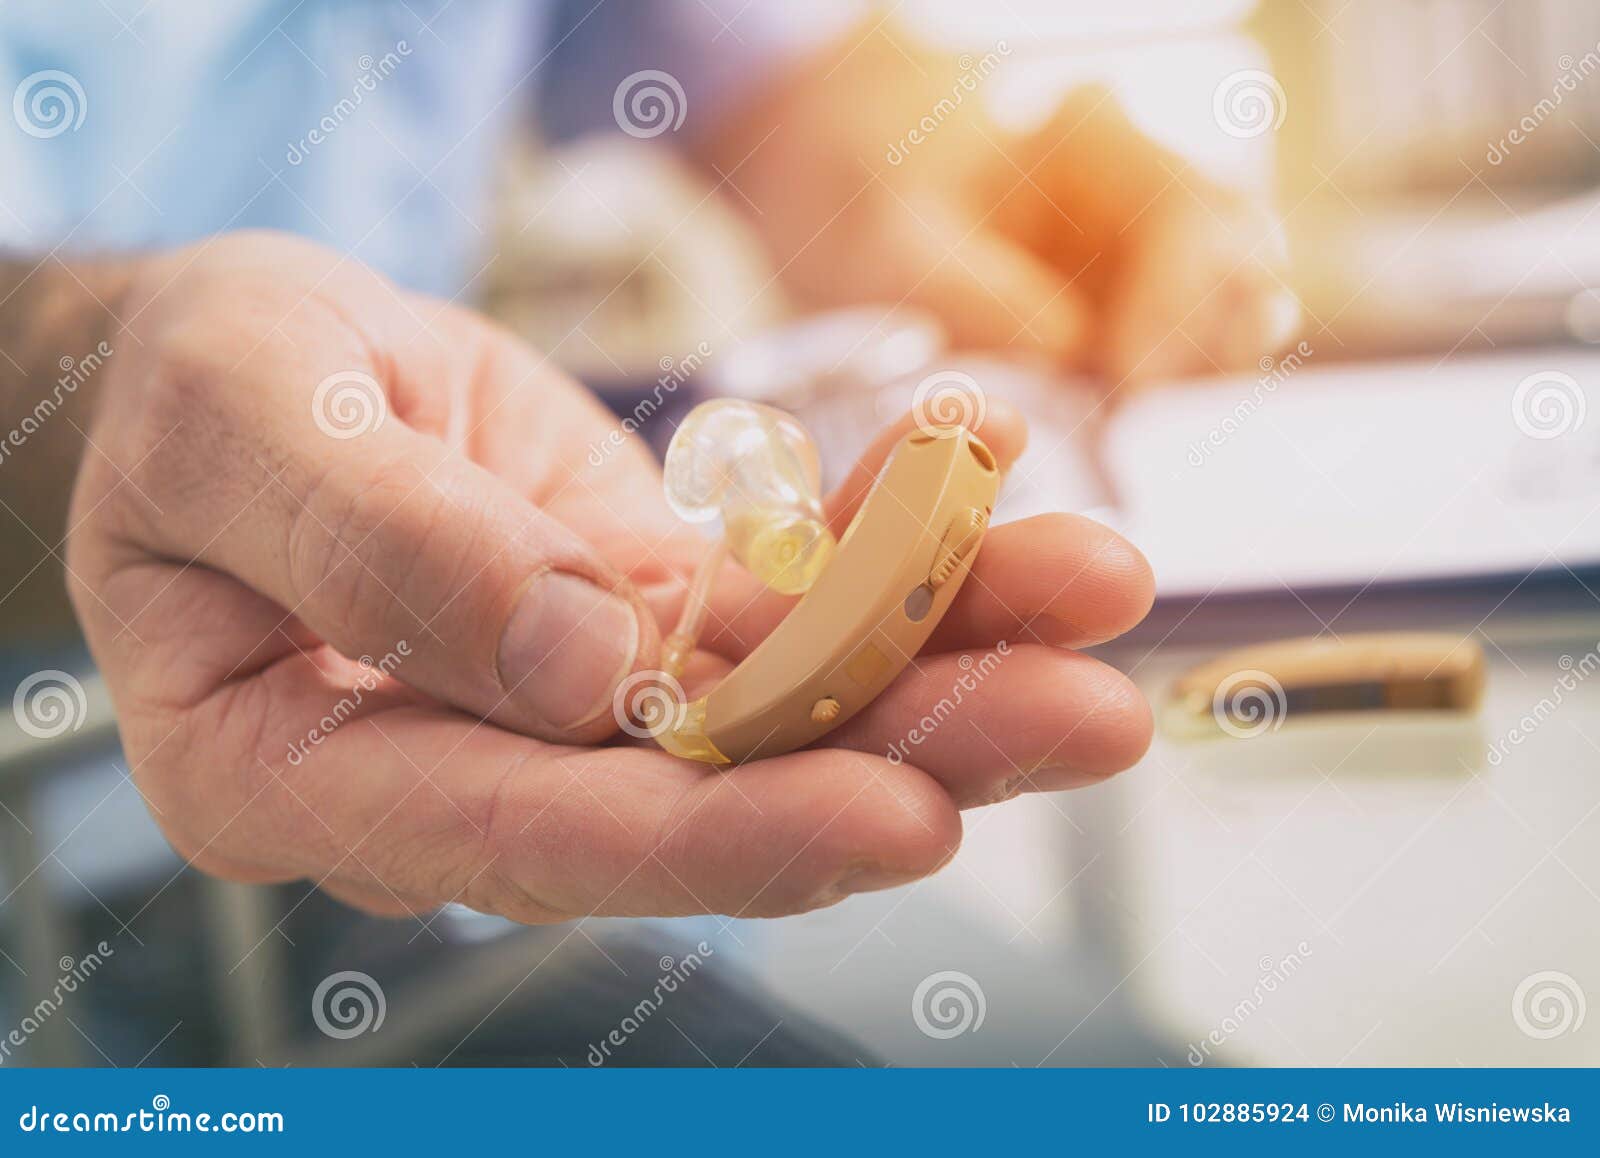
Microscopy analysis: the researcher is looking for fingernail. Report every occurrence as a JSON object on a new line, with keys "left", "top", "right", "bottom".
{"left": 499, "top": 572, "right": 640, "bottom": 729}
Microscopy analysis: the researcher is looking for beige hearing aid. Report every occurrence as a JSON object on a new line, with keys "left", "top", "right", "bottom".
{"left": 638, "top": 398, "right": 999, "bottom": 765}
{"left": 1164, "top": 632, "right": 1486, "bottom": 740}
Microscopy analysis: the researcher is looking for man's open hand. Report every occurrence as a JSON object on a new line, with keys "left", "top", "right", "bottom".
{"left": 67, "top": 232, "right": 1154, "bottom": 922}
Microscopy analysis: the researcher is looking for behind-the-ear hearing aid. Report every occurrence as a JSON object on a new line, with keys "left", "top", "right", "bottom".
{"left": 639, "top": 397, "right": 999, "bottom": 765}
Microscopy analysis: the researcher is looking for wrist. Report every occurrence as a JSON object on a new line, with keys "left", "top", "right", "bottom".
{"left": 1, "top": 255, "right": 136, "bottom": 448}
{"left": 0, "top": 254, "right": 139, "bottom": 637}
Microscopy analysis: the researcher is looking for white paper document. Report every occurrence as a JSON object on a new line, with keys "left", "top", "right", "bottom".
{"left": 802, "top": 349, "right": 1600, "bottom": 600}
{"left": 1101, "top": 350, "right": 1600, "bottom": 598}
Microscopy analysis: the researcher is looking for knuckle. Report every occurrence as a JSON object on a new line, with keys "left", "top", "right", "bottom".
{"left": 464, "top": 869, "right": 571, "bottom": 926}
{"left": 462, "top": 752, "right": 575, "bottom": 925}
{"left": 87, "top": 324, "right": 242, "bottom": 541}
{"left": 288, "top": 454, "right": 444, "bottom": 646}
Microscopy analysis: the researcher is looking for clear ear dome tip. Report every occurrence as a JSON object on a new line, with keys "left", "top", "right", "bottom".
{"left": 661, "top": 397, "right": 830, "bottom": 591}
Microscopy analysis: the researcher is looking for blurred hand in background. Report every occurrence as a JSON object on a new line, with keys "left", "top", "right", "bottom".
{"left": 694, "top": 25, "right": 1296, "bottom": 388}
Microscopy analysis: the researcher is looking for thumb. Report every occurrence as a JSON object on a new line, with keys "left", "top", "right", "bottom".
{"left": 167, "top": 407, "right": 658, "bottom": 744}
{"left": 892, "top": 198, "right": 1090, "bottom": 363}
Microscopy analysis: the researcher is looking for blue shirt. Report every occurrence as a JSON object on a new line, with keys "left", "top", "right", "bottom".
{"left": 0, "top": 0, "right": 850, "bottom": 296}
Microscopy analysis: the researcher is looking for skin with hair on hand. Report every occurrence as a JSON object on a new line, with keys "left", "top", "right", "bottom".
{"left": 61, "top": 233, "right": 1156, "bottom": 922}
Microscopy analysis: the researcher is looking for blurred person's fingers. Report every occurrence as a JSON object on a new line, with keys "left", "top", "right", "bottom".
{"left": 703, "top": 40, "right": 1296, "bottom": 384}
{"left": 886, "top": 196, "right": 1089, "bottom": 362}
{"left": 971, "top": 88, "right": 1297, "bottom": 385}
{"left": 1103, "top": 193, "right": 1298, "bottom": 387}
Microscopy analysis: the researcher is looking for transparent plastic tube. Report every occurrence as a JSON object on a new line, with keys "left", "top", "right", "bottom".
{"left": 660, "top": 541, "right": 726, "bottom": 681}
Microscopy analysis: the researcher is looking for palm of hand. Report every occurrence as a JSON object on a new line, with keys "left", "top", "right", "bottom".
{"left": 68, "top": 234, "right": 1154, "bottom": 924}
